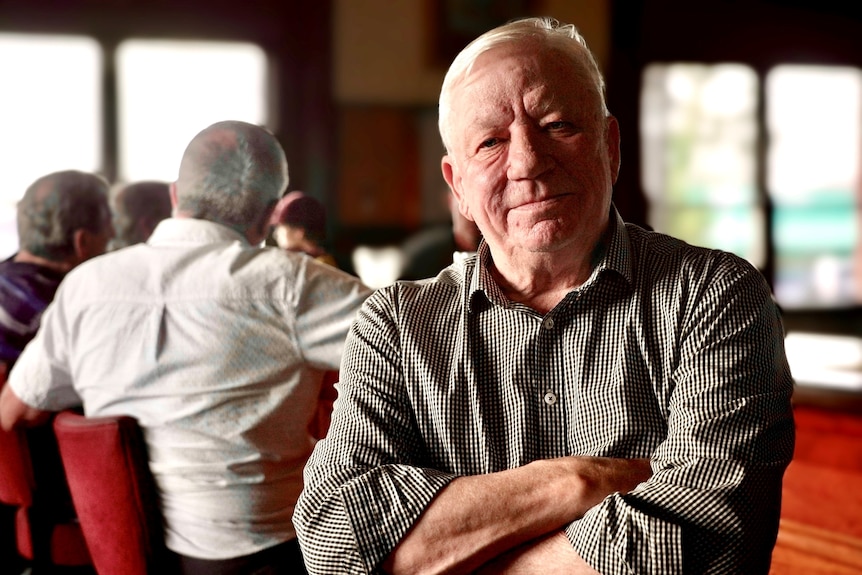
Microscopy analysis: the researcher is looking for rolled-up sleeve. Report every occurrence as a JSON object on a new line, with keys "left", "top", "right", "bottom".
{"left": 568, "top": 264, "right": 795, "bottom": 573}
{"left": 295, "top": 290, "right": 455, "bottom": 574}
{"left": 8, "top": 294, "right": 81, "bottom": 412}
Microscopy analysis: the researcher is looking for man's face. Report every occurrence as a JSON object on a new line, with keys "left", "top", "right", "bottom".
{"left": 441, "top": 41, "right": 620, "bottom": 260}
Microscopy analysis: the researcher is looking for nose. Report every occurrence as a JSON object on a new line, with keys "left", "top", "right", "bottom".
{"left": 506, "top": 126, "right": 551, "bottom": 180}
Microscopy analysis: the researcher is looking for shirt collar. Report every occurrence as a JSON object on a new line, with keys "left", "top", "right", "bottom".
{"left": 466, "top": 205, "right": 633, "bottom": 313}
{"left": 147, "top": 218, "right": 251, "bottom": 247}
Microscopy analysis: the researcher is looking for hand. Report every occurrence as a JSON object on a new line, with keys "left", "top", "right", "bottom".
{"left": 548, "top": 456, "right": 652, "bottom": 518}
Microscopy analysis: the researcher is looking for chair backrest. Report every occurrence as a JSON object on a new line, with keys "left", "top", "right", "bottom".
{"left": 0, "top": 410, "right": 90, "bottom": 567}
{"left": 0, "top": 425, "right": 34, "bottom": 509}
{"left": 53, "top": 410, "right": 170, "bottom": 575}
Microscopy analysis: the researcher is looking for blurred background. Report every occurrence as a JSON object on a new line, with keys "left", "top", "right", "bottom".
{"left": 0, "top": 0, "right": 860, "bottom": 401}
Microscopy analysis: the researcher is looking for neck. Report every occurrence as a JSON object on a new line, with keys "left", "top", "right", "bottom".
{"left": 488, "top": 226, "right": 610, "bottom": 315}
{"left": 490, "top": 250, "right": 592, "bottom": 315}
{"left": 14, "top": 250, "right": 75, "bottom": 273}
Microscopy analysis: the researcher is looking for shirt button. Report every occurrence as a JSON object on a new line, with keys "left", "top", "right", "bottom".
{"left": 543, "top": 391, "right": 557, "bottom": 405}
{"left": 544, "top": 318, "right": 555, "bottom": 329}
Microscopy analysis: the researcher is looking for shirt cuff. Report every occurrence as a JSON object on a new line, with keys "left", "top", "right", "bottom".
{"left": 341, "top": 464, "right": 455, "bottom": 572}
{"left": 567, "top": 493, "right": 684, "bottom": 574}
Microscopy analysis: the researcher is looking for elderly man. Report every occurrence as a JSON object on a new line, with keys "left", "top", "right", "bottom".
{"left": 108, "top": 179, "right": 172, "bottom": 250}
{"left": 0, "top": 170, "right": 113, "bottom": 372}
{"left": 294, "top": 18, "right": 794, "bottom": 574}
{"left": 0, "top": 169, "right": 112, "bottom": 572}
{"left": 1, "top": 121, "right": 372, "bottom": 574}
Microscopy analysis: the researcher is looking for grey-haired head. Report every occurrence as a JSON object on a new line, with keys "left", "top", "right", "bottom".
{"left": 438, "top": 16, "right": 608, "bottom": 153}
{"left": 174, "top": 120, "right": 288, "bottom": 243}
{"left": 109, "top": 180, "right": 172, "bottom": 250}
{"left": 17, "top": 170, "right": 112, "bottom": 263}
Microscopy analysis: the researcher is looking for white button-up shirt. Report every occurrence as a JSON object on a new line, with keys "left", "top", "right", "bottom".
{"left": 10, "top": 218, "right": 372, "bottom": 559}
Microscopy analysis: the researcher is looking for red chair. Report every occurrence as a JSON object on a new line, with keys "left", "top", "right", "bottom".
{"left": 309, "top": 370, "right": 340, "bottom": 440}
{"left": 0, "top": 417, "right": 92, "bottom": 570}
{"left": 53, "top": 411, "right": 173, "bottom": 575}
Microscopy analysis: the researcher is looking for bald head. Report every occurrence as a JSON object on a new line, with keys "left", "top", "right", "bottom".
{"left": 174, "top": 121, "right": 289, "bottom": 241}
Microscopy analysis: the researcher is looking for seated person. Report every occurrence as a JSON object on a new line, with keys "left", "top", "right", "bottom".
{"left": 0, "top": 170, "right": 113, "bottom": 368}
{"left": 294, "top": 17, "right": 794, "bottom": 574}
{"left": 271, "top": 191, "right": 337, "bottom": 267}
{"left": 108, "top": 179, "right": 172, "bottom": 250}
{"left": 1, "top": 121, "right": 372, "bottom": 575}
{"left": 398, "top": 190, "right": 482, "bottom": 280}
{"left": 0, "top": 169, "right": 112, "bottom": 571}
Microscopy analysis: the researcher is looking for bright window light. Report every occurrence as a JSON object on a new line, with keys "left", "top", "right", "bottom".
{"left": 116, "top": 40, "right": 269, "bottom": 182}
{"left": 0, "top": 33, "right": 102, "bottom": 259}
{"left": 785, "top": 332, "right": 862, "bottom": 390}
{"left": 640, "top": 63, "right": 762, "bottom": 266}
{"left": 767, "top": 65, "right": 861, "bottom": 308}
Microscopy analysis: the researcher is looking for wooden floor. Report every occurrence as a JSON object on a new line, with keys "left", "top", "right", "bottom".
{"left": 769, "top": 403, "right": 862, "bottom": 574}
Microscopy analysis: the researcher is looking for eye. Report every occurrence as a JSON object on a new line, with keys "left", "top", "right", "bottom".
{"left": 545, "top": 121, "right": 571, "bottom": 131}
{"left": 479, "top": 137, "right": 501, "bottom": 149}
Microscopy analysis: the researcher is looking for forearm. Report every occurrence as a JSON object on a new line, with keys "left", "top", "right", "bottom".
{"left": 476, "top": 532, "right": 600, "bottom": 575}
{"left": 0, "top": 382, "right": 52, "bottom": 431}
{"left": 383, "top": 456, "right": 651, "bottom": 575}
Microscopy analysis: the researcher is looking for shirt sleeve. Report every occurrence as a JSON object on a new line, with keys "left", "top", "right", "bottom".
{"left": 292, "top": 258, "right": 374, "bottom": 371}
{"left": 294, "top": 288, "right": 455, "bottom": 574}
{"left": 8, "top": 292, "right": 82, "bottom": 412}
{"left": 567, "top": 260, "right": 795, "bottom": 573}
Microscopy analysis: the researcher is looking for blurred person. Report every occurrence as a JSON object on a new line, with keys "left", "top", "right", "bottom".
{"left": 398, "top": 189, "right": 481, "bottom": 280}
{"left": 294, "top": 17, "right": 794, "bottom": 574}
{"left": 271, "top": 191, "right": 347, "bottom": 443}
{"left": 1, "top": 121, "right": 372, "bottom": 574}
{"left": 271, "top": 191, "right": 337, "bottom": 267}
{"left": 0, "top": 170, "right": 112, "bottom": 370}
{"left": 0, "top": 169, "right": 111, "bottom": 572}
{"left": 109, "top": 179, "right": 172, "bottom": 250}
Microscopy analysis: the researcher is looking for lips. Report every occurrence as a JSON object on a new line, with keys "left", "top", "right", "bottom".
{"left": 511, "top": 194, "right": 569, "bottom": 212}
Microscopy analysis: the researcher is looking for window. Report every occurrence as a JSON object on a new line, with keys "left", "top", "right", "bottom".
{"left": 641, "top": 62, "right": 861, "bottom": 309}
{"left": 0, "top": 33, "right": 269, "bottom": 258}
{"left": 642, "top": 62, "right": 862, "bottom": 391}
{"left": 117, "top": 39, "right": 268, "bottom": 182}
{"left": 641, "top": 63, "right": 763, "bottom": 266}
{"left": 0, "top": 33, "right": 102, "bottom": 258}
{"left": 767, "top": 65, "right": 861, "bottom": 308}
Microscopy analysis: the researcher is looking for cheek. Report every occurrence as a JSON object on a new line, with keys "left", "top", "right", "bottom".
{"left": 462, "top": 157, "right": 508, "bottom": 195}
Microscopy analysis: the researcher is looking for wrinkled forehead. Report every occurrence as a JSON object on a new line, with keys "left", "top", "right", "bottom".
{"left": 452, "top": 43, "right": 600, "bottom": 121}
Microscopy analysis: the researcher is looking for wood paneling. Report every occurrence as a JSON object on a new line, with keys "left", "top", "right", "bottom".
{"left": 336, "top": 107, "right": 421, "bottom": 229}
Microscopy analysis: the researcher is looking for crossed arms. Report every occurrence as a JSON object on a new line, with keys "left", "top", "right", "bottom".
{"left": 383, "top": 456, "right": 652, "bottom": 574}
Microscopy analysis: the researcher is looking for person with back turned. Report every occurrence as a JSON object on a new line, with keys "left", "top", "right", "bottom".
{"left": 1, "top": 120, "right": 373, "bottom": 574}
{"left": 294, "top": 17, "right": 794, "bottom": 574}
{"left": 0, "top": 169, "right": 112, "bottom": 573}
{"left": 108, "top": 179, "right": 172, "bottom": 250}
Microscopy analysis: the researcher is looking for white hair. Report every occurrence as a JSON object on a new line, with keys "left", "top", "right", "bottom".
{"left": 437, "top": 17, "right": 609, "bottom": 153}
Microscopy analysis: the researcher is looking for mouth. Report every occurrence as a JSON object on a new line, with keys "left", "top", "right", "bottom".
{"left": 512, "top": 194, "right": 570, "bottom": 212}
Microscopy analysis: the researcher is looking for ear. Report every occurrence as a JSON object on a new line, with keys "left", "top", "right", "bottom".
{"left": 72, "top": 228, "right": 89, "bottom": 263}
{"left": 441, "top": 155, "right": 472, "bottom": 221}
{"left": 169, "top": 182, "right": 180, "bottom": 212}
{"left": 73, "top": 227, "right": 109, "bottom": 263}
{"left": 606, "top": 115, "right": 622, "bottom": 184}
{"left": 246, "top": 201, "right": 277, "bottom": 246}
